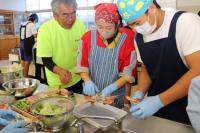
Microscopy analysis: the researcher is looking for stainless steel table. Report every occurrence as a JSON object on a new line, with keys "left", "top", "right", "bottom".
{"left": 49, "top": 113, "right": 195, "bottom": 133}
{"left": 52, "top": 109, "right": 195, "bottom": 133}
{"left": 122, "top": 114, "right": 195, "bottom": 133}
{"left": 29, "top": 88, "right": 197, "bottom": 133}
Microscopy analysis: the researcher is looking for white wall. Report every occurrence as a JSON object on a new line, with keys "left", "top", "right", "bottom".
{"left": 0, "top": 0, "right": 26, "bottom": 11}
{"left": 156, "top": 0, "right": 200, "bottom": 13}
{"left": 177, "top": 0, "right": 200, "bottom": 7}
{"left": 177, "top": 0, "right": 200, "bottom": 13}
{"left": 157, "top": 0, "right": 177, "bottom": 9}
{"left": 149, "top": 0, "right": 200, "bottom": 8}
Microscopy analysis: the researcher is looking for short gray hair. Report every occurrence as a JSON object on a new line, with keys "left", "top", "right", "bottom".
{"left": 51, "top": 0, "right": 77, "bottom": 13}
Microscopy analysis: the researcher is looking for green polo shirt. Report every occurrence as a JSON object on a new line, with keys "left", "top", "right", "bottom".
{"left": 37, "top": 18, "right": 86, "bottom": 88}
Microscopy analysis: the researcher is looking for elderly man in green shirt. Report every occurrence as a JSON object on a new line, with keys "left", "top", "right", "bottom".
{"left": 37, "top": 0, "right": 86, "bottom": 93}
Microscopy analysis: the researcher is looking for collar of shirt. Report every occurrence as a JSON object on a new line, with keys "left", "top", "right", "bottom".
{"left": 97, "top": 32, "right": 122, "bottom": 49}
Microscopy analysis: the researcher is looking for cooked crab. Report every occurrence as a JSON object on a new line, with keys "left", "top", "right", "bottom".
{"left": 125, "top": 96, "right": 141, "bottom": 104}
{"left": 84, "top": 93, "right": 116, "bottom": 105}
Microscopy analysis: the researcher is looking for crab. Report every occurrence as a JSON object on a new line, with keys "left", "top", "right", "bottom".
{"left": 125, "top": 96, "right": 141, "bottom": 104}
{"left": 0, "top": 103, "right": 8, "bottom": 109}
{"left": 84, "top": 93, "right": 116, "bottom": 105}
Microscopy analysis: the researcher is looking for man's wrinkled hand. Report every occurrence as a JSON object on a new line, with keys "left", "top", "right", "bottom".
{"left": 59, "top": 70, "right": 72, "bottom": 84}
{"left": 55, "top": 67, "right": 72, "bottom": 84}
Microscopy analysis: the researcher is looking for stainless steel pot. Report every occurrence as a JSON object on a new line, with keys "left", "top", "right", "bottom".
{"left": 0, "top": 64, "right": 23, "bottom": 84}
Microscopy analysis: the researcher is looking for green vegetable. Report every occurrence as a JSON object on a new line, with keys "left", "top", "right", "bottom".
{"left": 33, "top": 103, "right": 66, "bottom": 115}
{"left": 14, "top": 100, "right": 31, "bottom": 110}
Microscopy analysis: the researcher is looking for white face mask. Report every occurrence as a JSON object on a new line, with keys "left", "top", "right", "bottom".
{"left": 135, "top": 14, "right": 157, "bottom": 35}
{"left": 98, "top": 28, "right": 116, "bottom": 40}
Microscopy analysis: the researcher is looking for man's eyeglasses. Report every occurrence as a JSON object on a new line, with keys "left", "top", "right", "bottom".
{"left": 60, "top": 11, "right": 76, "bottom": 19}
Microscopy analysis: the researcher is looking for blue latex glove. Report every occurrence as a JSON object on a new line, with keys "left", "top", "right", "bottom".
{"left": 129, "top": 95, "right": 164, "bottom": 119}
{"left": 0, "top": 121, "right": 28, "bottom": 133}
{"left": 101, "top": 83, "right": 118, "bottom": 97}
{"left": 132, "top": 90, "right": 145, "bottom": 100}
{"left": 0, "top": 109, "right": 18, "bottom": 126}
{"left": 83, "top": 80, "right": 99, "bottom": 96}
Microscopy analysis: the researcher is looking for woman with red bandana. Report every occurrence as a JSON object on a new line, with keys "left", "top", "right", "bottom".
{"left": 76, "top": 3, "right": 137, "bottom": 108}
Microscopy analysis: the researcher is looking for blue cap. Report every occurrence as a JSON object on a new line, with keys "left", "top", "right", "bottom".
{"left": 28, "top": 13, "right": 39, "bottom": 22}
{"left": 117, "top": 0, "right": 153, "bottom": 23}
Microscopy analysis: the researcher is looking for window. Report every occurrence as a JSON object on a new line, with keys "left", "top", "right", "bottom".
{"left": 26, "top": 0, "right": 113, "bottom": 11}
{"left": 26, "top": 0, "right": 51, "bottom": 11}
{"left": 77, "top": 10, "right": 95, "bottom": 30}
{"left": 26, "top": 0, "right": 114, "bottom": 29}
{"left": 39, "top": 0, "right": 52, "bottom": 10}
{"left": 36, "top": 12, "right": 53, "bottom": 29}
{"left": 26, "top": 0, "right": 40, "bottom": 11}
{"left": 77, "top": 0, "right": 113, "bottom": 7}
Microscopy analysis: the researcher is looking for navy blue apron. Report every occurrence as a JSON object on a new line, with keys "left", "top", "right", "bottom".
{"left": 89, "top": 30, "right": 126, "bottom": 108}
{"left": 20, "top": 22, "right": 35, "bottom": 56}
{"left": 136, "top": 11, "right": 190, "bottom": 124}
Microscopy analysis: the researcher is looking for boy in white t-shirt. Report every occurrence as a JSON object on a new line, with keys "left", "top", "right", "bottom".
{"left": 187, "top": 76, "right": 200, "bottom": 132}
{"left": 117, "top": 0, "right": 200, "bottom": 124}
{"left": 20, "top": 13, "right": 38, "bottom": 77}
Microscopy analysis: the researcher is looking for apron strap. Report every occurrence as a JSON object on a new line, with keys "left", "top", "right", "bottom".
{"left": 20, "top": 21, "right": 32, "bottom": 40}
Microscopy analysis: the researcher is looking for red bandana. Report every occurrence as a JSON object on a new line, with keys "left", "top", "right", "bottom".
{"left": 95, "top": 3, "right": 120, "bottom": 23}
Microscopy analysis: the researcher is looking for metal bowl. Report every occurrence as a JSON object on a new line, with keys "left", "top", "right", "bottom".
{"left": 2, "top": 78, "right": 40, "bottom": 98}
{"left": 0, "top": 64, "right": 23, "bottom": 84}
{"left": 31, "top": 96, "right": 74, "bottom": 132}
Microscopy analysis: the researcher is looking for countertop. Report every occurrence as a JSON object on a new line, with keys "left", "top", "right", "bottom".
{"left": 1, "top": 85, "right": 195, "bottom": 133}
{"left": 56, "top": 93, "right": 195, "bottom": 133}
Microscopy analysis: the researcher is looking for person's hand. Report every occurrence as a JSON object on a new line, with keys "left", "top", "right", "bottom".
{"left": 55, "top": 67, "right": 72, "bottom": 84}
{"left": 129, "top": 95, "right": 164, "bottom": 119}
{"left": 83, "top": 80, "right": 99, "bottom": 96}
{"left": 0, "top": 109, "right": 17, "bottom": 126}
{"left": 101, "top": 83, "right": 118, "bottom": 97}
{"left": 132, "top": 90, "right": 145, "bottom": 100}
{"left": 59, "top": 70, "right": 72, "bottom": 84}
{"left": 0, "top": 121, "right": 28, "bottom": 133}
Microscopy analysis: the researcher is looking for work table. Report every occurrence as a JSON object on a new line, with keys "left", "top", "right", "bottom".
{"left": 1, "top": 85, "right": 195, "bottom": 133}
{"left": 63, "top": 94, "right": 195, "bottom": 133}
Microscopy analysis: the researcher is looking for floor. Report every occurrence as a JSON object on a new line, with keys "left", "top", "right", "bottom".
{"left": 0, "top": 60, "right": 12, "bottom": 66}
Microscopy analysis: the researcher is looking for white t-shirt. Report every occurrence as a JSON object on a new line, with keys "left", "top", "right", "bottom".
{"left": 33, "top": 43, "right": 43, "bottom": 64}
{"left": 135, "top": 8, "right": 200, "bottom": 67}
{"left": 20, "top": 21, "right": 37, "bottom": 40}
